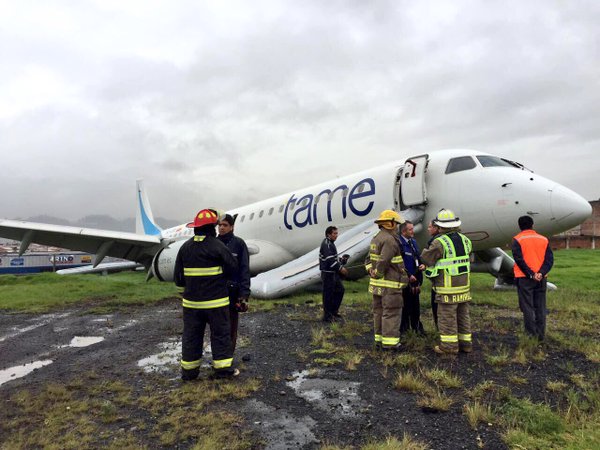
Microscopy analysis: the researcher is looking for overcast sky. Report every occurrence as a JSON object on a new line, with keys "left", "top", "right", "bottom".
{"left": 1, "top": 0, "right": 598, "bottom": 222}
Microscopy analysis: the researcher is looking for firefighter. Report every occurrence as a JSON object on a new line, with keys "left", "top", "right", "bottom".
{"left": 365, "top": 210, "right": 408, "bottom": 351}
{"left": 512, "top": 215, "right": 554, "bottom": 341}
{"left": 421, "top": 209, "right": 473, "bottom": 355}
{"left": 217, "top": 214, "right": 251, "bottom": 351}
{"left": 175, "top": 209, "right": 238, "bottom": 380}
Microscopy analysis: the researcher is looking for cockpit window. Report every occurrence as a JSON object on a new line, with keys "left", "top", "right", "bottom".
{"left": 476, "top": 155, "right": 521, "bottom": 168}
{"left": 445, "top": 156, "right": 477, "bottom": 174}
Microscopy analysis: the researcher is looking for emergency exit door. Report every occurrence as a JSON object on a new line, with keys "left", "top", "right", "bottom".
{"left": 400, "top": 155, "right": 428, "bottom": 207}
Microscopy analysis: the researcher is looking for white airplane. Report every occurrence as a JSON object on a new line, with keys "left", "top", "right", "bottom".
{"left": 0, "top": 149, "right": 591, "bottom": 298}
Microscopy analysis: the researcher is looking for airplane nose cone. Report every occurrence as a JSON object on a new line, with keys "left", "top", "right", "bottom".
{"left": 551, "top": 185, "right": 592, "bottom": 229}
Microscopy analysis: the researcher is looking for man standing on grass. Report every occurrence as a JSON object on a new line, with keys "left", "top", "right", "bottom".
{"left": 512, "top": 215, "right": 554, "bottom": 341}
{"left": 365, "top": 210, "right": 408, "bottom": 351}
{"left": 421, "top": 209, "right": 472, "bottom": 355}
{"left": 319, "top": 226, "right": 348, "bottom": 323}
{"left": 218, "top": 214, "right": 251, "bottom": 351}
{"left": 399, "top": 220, "right": 425, "bottom": 335}
{"left": 175, "top": 209, "right": 238, "bottom": 381}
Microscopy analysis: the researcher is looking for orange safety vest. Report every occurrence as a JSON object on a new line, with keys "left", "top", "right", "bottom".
{"left": 513, "top": 230, "right": 549, "bottom": 278}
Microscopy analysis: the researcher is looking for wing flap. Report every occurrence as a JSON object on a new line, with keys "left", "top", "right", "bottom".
{"left": 251, "top": 219, "right": 377, "bottom": 299}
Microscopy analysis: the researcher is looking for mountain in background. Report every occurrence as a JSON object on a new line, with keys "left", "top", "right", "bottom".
{"left": 22, "top": 215, "right": 182, "bottom": 232}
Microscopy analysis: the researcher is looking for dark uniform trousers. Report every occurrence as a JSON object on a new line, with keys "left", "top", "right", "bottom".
{"left": 227, "top": 283, "right": 240, "bottom": 350}
{"left": 181, "top": 306, "right": 233, "bottom": 379}
{"left": 516, "top": 277, "right": 547, "bottom": 340}
{"left": 400, "top": 285, "right": 424, "bottom": 334}
{"left": 321, "top": 272, "right": 344, "bottom": 320}
{"left": 373, "top": 292, "right": 403, "bottom": 346}
{"left": 437, "top": 301, "right": 471, "bottom": 353}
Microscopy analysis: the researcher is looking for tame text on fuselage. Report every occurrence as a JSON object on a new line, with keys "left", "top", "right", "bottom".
{"left": 284, "top": 177, "right": 376, "bottom": 230}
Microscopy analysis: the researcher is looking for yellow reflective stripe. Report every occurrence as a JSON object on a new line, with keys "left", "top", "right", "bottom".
{"left": 213, "top": 358, "right": 233, "bottom": 369}
{"left": 435, "top": 257, "right": 470, "bottom": 268}
{"left": 193, "top": 236, "right": 206, "bottom": 242}
{"left": 184, "top": 266, "right": 223, "bottom": 276}
{"left": 458, "top": 334, "right": 472, "bottom": 341}
{"left": 374, "top": 334, "right": 382, "bottom": 343}
{"left": 370, "top": 279, "right": 406, "bottom": 289}
{"left": 382, "top": 336, "right": 400, "bottom": 346}
{"left": 435, "top": 285, "right": 470, "bottom": 294}
{"left": 440, "top": 335, "right": 459, "bottom": 343}
{"left": 181, "top": 359, "right": 201, "bottom": 370}
{"left": 182, "top": 297, "right": 229, "bottom": 309}
{"left": 370, "top": 254, "right": 402, "bottom": 263}
{"left": 365, "top": 263, "right": 372, "bottom": 271}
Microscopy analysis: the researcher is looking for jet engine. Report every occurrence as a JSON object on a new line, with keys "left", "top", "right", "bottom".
{"left": 150, "top": 239, "right": 186, "bottom": 282}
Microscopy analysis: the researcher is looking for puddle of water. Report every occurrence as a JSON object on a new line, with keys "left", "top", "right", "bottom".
{"left": 137, "top": 341, "right": 181, "bottom": 373}
{"left": 286, "top": 370, "right": 365, "bottom": 417}
{"left": 242, "top": 399, "right": 317, "bottom": 450}
{"left": 0, "top": 313, "right": 71, "bottom": 343}
{"left": 0, "top": 360, "right": 53, "bottom": 387}
{"left": 109, "top": 319, "right": 139, "bottom": 332}
{"left": 137, "top": 340, "right": 213, "bottom": 373}
{"left": 58, "top": 336, "right": 105, "bottom": 348}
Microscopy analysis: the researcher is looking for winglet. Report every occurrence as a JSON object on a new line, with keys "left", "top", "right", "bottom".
{"left": 135, "top": 179, "right": 162, "bottom": 236}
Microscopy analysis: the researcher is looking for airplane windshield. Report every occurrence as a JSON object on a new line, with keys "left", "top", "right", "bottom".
{"left": 476, "top": 155, "right": 534, "bottom": 172}
{"left": 477, "top": 155, "right": 522, "bottom": 169}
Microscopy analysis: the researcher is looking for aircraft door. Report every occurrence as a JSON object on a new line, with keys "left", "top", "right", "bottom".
{"left": 400, "top": 155, "right": 428, "bottom": 208}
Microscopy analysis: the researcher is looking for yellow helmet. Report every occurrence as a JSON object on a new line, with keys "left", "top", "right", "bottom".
{"left": 434, "top": 208, "right": 461, "bottom": 228}
{"left": 374, "top": 209, "right": 404, "bottom": 224}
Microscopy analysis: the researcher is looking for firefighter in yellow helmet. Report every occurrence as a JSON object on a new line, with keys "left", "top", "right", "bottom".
{"left": 174, "top": 209, "right": 238, "bottom": 380}
{"left": 421, "top": 209, "right": 473, "bottom": 355}
{"left": 365, "top": 210, "right": 409, "bottom": 351}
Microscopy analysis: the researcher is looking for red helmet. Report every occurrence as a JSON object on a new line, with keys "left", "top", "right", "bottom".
{"left": 186, "top": 209, "right": 219, "bottom": 228}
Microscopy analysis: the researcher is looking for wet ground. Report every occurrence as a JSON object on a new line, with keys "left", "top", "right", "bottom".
{"left": 0, "top": 299, "right": 592, "bottom": 449}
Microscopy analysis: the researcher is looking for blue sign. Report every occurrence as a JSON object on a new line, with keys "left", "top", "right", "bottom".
{"left": 10, "top": 258, "right": 24, "bottom": 266}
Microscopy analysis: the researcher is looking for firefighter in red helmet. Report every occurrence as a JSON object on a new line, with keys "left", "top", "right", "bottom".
{"left": 174, "top": 209, "right": 238, "bottom": 380}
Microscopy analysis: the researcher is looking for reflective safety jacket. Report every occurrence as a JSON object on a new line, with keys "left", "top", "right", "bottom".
{"left": 174, "top": 234, "right": 238, "bottom": 309}
{"left": 512, "top": 229, "right": 553, "bottom": 278}
{"left": 365, "top": 228, "right": 408, "bottom": 296}
{"left": 421, "top": 230, "right": 472, "bottom": 302}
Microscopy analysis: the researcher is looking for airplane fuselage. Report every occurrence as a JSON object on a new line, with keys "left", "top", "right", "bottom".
{"left": 158, "top": 149, "right": 591, "bottom": 276}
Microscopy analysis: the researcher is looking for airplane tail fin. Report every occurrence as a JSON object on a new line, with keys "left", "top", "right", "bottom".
{"left": 136, "top": 179, "right": 162, "bottom": 236}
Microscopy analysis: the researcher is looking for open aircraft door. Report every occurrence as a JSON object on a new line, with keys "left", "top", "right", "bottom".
{"left": 398, "top": 154, "right": 428, "bottom": 208}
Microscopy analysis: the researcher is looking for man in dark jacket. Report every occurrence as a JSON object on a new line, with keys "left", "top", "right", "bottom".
{"left": 218, "top": 214, "right": 251, "bottom": 351}
{"left": 512, "top": 215, "right": 554, "bottom": 341}
{"left": 399, "top": 221, "right": 425, "bottom": 335}
{"left": 175, "top": 209, "right": 238, "bottom": 381}
{"left": 319, "top": 226, "right": 348, "bottom": 322}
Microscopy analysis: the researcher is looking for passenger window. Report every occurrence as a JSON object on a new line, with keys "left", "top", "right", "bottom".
{"left": 279, "top": 205, "right": 284, "bottom": 213}
{"left": 259, "top": 210, "right": 264, "bottom": 218}
{"left": 240, "top": 215, "right": 245, "bottom": 222}
{"left": 249, "top": 213, "right": 254, "bottom": 220}
{"left": 445, "top": 156, "right": 477, "bottom": 174}
{"left": 268, "top": 207, "right": 274, "bottom": 215}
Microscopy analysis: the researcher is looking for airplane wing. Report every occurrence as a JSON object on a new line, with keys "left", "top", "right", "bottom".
{"left": 56, "top": 261, "right": 144, "bottom": 275}
{"left": 251, "top": 219, "right": 378, "bottom": 299}
{"left": 0, "top": 219, "right": 163, "bottom": 267}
